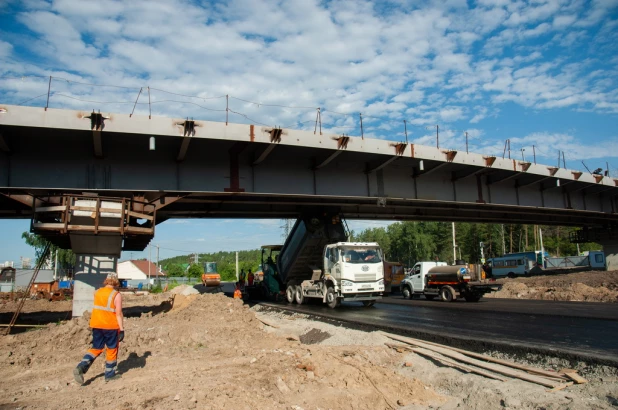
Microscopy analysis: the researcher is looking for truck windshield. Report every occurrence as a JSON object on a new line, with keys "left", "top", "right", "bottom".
{"left": 341, "top": 248, "right": 382, "bottom": 264}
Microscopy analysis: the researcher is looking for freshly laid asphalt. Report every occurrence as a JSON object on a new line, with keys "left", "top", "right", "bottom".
{"left": 257, "top": 295, "right": 618, "bottom": 366}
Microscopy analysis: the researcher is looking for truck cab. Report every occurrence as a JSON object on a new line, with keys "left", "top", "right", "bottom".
{"left": 324, "top": 242, "right": 384, "bottom": 297}
{"left": 401, "top": 261, "right": 448, "bottom": 300}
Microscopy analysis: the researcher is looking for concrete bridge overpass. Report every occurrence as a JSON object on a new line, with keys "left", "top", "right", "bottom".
{"left": 0, "top": 104, "right": 616, "bottom": 225}
{"left": 2, "top": 103, "right": 617, "bottom": 314}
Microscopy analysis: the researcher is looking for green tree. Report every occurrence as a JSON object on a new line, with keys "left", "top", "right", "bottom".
{"left": 165, "top": 264, "right": 185, "bottom": 277}
{"left": 187, "top": 263, "right": 204, "bottom": 278}
{"left": 21, "top": 232, "right": 75, "bottom": 268}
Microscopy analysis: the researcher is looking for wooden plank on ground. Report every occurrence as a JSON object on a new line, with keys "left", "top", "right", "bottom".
{"left": 411, "top": 347, "right": 507, "bottom": 381}
{"left": 416, "top": 337, "right": 568, "bottom": 381}
{"left": 563, "top": 372, "right": 588, "bottom": 384}
{"left": 379, "top": 332, "right": 563, "bottom": 388}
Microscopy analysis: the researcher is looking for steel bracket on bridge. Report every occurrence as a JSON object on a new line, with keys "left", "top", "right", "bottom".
{"left": 268, "top": 128, "right": 283, "bottom": 143}
{"left": 483, "top": 156, "right": 497, "bottom": 167}
{"left": 84, "top": 111, "right": 110, "bottom": 158}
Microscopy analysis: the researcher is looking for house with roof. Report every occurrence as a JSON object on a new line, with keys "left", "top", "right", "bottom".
{"left": 117, "top": 260, "right": 166, "bottom": 283}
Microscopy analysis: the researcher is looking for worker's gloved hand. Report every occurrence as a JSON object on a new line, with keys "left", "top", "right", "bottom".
{"left": 118, "top": 330, "right": 125, "bottom": 343}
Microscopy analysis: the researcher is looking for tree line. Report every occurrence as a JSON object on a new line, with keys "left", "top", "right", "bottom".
{"left": 350, "top": 222, "right": 600, "bottom": 265}
{"left": 22, "top": 222, "right": 601, "bottom": 276}
{"left": 160, "top": 249, "right": 263, "bottom": 282}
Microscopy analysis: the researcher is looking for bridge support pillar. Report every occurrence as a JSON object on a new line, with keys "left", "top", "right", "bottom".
{"left": 71, "top": 234, "right": 122, "bottom": 317}
{"left": 599, "top": 240, "right": 618, "bottom": 271}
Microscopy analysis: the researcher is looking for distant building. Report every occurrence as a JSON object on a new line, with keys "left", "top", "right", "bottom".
{"left": 117, "top": 260, "right": 166, "bottom": 281}
{"left": 0, "top": 268, "right": 55, "bottom": 292}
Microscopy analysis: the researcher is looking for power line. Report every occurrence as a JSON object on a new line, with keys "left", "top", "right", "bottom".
{"left": 229, "top": 96, "right": 315, "bottom": 110}
{"left": 53, "top": 93, "right": 136, "bottom": 105}
{"left": 228, "top": 109, "right": 272, "bottom": 127}
{"left": 149, "top": 88, "right": 226, "bottom": 100}
{"left": 52, "top": 76, "right": 140, "bottom": 90}
{"left": 16, "top": 93, "right": 48, "bottom": 106}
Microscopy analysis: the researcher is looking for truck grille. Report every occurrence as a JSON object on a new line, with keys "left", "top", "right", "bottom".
{"left": 355, "top": 273, "right": 376, "bottom": 282}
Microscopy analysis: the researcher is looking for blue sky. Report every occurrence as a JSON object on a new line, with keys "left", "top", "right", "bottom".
{"left": 1, "top": 0, "right": 617, "bottom": 264}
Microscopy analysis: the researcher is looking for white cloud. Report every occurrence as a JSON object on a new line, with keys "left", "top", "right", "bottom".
{"left": 0, "top": 0, "right": 615, "bottom": 158}
{"left": 0, "top": 40, "right": 13, "bottom": 58}
{"left": 470, "top": 106, "right": 489, "bottom": 123}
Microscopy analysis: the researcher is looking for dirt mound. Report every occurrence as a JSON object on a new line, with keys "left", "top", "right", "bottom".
{"left": 0, "top": 292, "right": 444, "bottom": 409}
{"left": 169, "top": 284, "right": 200, "bottom": 296}
{"left": 487, "top": 270, "right": 618, "bottom": 302}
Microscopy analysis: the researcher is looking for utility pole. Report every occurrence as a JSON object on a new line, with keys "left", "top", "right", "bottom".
{"left": 508, "top": 139, "right": 511, "bottom": 159}
{"left": 501, "top": 224, "right": 506, "bottom": 256}
{"left": 436, "top": 125, "right": 439, "bottom": 148}
{"left": 235, "top": 251, "right": 239, "bottom": 281}
{"left": 452, "top": 222, "right": 456, "bottom": 264}
{"left": 156, "top": 244, "right": 159, "bottom": 272}
{"left": 509, "top": 225, "right": 513, "bottom": 253}
{"left": 520, "top": 148, "right": 525, "bottom": 162}
{"left": 562, "top": 151, "right": 566, "bottom": 169}
{"left": 532, "top": 145, "right": 536, "bottom": 164}
{"left": 465, "top": 131, "right": 468, "bottom": 153}
{"left": 539, "top": 227, "right": 545, "bottom": 267}
{"left": 148, "top": 244, "right": 151, "bottom": 290}
{"left": 54, "top": 250, "right": 58, "bottom": 281}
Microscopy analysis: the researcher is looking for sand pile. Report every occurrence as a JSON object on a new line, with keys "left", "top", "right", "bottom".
{"left": 0, "top": 292, "right": 444, "bottom": 409}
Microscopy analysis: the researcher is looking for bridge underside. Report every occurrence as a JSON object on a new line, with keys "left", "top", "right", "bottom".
{"left": 0, "top": 104, "right": 617, "bottom": 251}
{"left": 0, "top": 189, "right": 615, "bottom": 227}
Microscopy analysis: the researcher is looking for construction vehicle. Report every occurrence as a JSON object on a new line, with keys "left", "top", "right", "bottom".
{"left": 383, "top": 261, "right": 405, "bottom": 295}
{"left": 401, "top": 261, "right": 500, "bottom": 302}
{"left": 259, "top": 213, "right": 384, "bottom": 308}
{"left": 201, "top": 262, "right": 221, "bottom": 287}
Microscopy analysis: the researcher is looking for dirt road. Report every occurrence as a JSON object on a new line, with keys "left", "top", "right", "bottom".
{"left": 1, "top": 291, "right": 617, "bottom": 409}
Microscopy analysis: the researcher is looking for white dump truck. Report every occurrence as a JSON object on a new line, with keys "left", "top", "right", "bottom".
{"left": 259, "top": 213, "right": 384, "bottom": 308}
{"left": 401, "top": 261, "right": 500, "bottom": 302}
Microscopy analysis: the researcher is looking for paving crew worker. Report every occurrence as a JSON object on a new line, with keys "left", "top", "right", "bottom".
{"left": 239, "top": 269, "right": 247, "bottom": 287}
{"left": 73, "top": 272, "right": 124, "bottom": 384}
{"left": 247, "top": 269, "right": 254, "bottom": 286}
{"left": 233, "top": 282, "right": 242, "bottom": 299}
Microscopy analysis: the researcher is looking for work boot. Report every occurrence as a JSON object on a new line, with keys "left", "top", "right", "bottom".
{"left": 105, "top": 374, "right": 122, "bottom": 383}
{"left": 73, "top": 367, "right": 84, "bottom": 385}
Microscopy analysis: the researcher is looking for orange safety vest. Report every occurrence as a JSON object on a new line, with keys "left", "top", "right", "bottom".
{"left": 90, "top": 287, "right": 120, "bottom": 330}
{"left": 234, "top": 289, "right": 242, "bottom": 299}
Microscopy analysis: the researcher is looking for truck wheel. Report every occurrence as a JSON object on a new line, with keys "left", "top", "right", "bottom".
{"left": 286, "top": 285, "right": 296, "bottom": 304}
{"left": 439, "top": 286, "right": 456, "bottom": 302}
{"left": 362, "top": 301, "right": 375, "bottom": 307}
{"left": 325, "top": 287, "right": 340, "bottom": 309}
{"left": 507, "top": 272, "right": 515, "bottom": 279}
{"left": 424, "top": 295, "right": 436, "bottom": 301}
{"left": 402, "top": 286, "right": 412, "bottom": 299}
{"left": 295, "top": 286, "right": 305, "bottom": 305}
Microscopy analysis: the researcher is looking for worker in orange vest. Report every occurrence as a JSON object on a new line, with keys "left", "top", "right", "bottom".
{"left": 73, "top": 273, "right": 124, "bottom": 384}
{"left": 247, "top": 269, "right": 254, "bottom": 286}
{"left": 233, "top": 282, "right": 242, "bottom": 299}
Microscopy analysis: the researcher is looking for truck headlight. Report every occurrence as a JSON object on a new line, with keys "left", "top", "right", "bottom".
{"left": 341, "top": 280, "right": 353, "bottom": 287}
